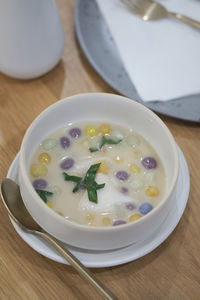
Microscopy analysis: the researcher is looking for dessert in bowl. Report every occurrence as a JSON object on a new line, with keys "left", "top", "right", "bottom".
{"left": 19, "top": 93, "right": 179, "bottom": 250}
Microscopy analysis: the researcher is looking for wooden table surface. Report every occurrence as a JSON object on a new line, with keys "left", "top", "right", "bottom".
{"left": 0, "top": 1, "right": 200, "bottom": 299}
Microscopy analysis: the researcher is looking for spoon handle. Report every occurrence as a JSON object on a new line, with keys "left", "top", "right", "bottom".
{"left": 36, "top": 231, "right": 118, "bottom": 300}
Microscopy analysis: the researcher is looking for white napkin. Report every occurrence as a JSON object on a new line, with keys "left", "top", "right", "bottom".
{"left": 96, "top": 0, "right": 200, "bottom": 102}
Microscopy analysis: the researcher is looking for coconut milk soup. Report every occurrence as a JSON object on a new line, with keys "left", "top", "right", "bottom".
{"left": 29, "top": 121, "right": 166, "bottom": 227}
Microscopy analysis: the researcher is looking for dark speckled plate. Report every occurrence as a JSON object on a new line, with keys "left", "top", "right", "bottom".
{"left": 75, "top": 0, "right": 200, "bottom": 122}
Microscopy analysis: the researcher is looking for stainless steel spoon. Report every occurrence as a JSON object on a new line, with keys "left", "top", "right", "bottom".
{"left": 0, "top": 178, "right": 118, "bottom": 300}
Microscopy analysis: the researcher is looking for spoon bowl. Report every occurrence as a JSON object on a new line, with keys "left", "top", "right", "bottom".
{"left": 1, "top": 178, "right": 39, "bottom": 231}
{"left": 0, "top": 178, "right": 117, "bottom": 300}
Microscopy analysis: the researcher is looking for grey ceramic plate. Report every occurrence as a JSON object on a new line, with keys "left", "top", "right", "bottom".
{"left": 75, "top": 0, "right": 200, "bottom": 122}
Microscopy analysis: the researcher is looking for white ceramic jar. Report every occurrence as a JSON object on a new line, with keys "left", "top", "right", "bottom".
{"left": 0, "top": 0, "right": 64, "bottom": 79}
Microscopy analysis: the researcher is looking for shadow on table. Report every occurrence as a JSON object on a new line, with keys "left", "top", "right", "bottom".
{"left": 75, "top": 37, "right": 117, "bottom": 94}
{"left": 40, "top": 60, "right": 66, "bottom": 100}
{"left": 0, "top": 59, "right": 66, "bottom": 102}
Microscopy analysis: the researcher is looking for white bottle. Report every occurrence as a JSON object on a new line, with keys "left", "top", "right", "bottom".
{"left": 0, "top": 0, "right": 65, "bottom": 79}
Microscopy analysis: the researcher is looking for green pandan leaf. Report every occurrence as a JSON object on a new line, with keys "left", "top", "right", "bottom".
{"left": 89, "top": 136, "right": 122, "bottom": 152}
{"left": 63, "top": 173, "right": 82, "bottom": 183}
{"left": 63, "top": 163, "right": 105, "bottom": 203}
{"left": 36, "top": 189, "right": 53, "bottom": 203}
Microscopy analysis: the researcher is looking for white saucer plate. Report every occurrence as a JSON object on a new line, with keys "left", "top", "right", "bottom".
{"left": 7, "top": 147, "right": 189, "bottom": 268}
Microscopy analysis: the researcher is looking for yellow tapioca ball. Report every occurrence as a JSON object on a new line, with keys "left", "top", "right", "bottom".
{"left": 86, "top": 214, "right": 95, "bottom": 224}
{"left": 129, "top": 214, "right": 142, "bottom": 222}
{"left": 129, "top": 163, "right": 141, "bottom": 174}
{"left": 100, "top": 123, "right": 111, "bottom": 135}
{"left": 96, "top": 161, "right": 108, "bottom": 174}
{"left": 39, "top": 152, "right": 51, "bottom": 164}
{"left": 145, "top": 186, "right": 160, "bottom": 197}
{"left": 30, "top": 164, "right": 48, "bottom": 177}
{"left": 46, "top": 201, "right": 53, "bottom": 208}
{"left": 85, "top": 125, "right": 98, "bottom": 137}
{"left": 102, "top": 217, "right": 111, "bottom": 226}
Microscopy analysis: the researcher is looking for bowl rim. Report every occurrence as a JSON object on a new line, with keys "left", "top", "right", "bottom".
{"left": 19, "top": 92, "right": 179, "bottom": 231}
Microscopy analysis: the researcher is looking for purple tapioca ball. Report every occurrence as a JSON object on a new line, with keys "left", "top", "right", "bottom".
{"left": 60, "top": 136, "right": 70, "bottom": 149}
{"left": 125, "top": 203, "right": 135, "bottom": 210}
{"left": 69, "top": 127, "right": 82, "bottom": 138}
{"left": 142, "top": 157, "right": 157, "bottom": 169}
{"left": 121, "top": 187, "right": 129, "bottom": 194}
{"left": 79, "top": 179, "right": 86, "bottom": 190}
{"left": 60, "top": 158, "right": 74, "bottom": 170}
{"left": 113, "top": 220, "right": 127, "bottom": 226}
{"left": 32, "top": 179, "right": 47, "bottom": 189}
{"left": 116, "top": 171, "right": 129, "bottom": 181}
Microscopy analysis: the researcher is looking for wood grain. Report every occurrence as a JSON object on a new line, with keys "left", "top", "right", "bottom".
{"left": 0, "top": 1, "right": 200, "bottom": 299}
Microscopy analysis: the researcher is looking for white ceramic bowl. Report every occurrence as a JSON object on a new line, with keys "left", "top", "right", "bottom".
{"left": 19, "top": 93, "right": 179, "bottom": 250}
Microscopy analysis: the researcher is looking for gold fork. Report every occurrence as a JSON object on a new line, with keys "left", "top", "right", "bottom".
{"left": 121, "top": 0, "right": 200, "bottom": 29}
